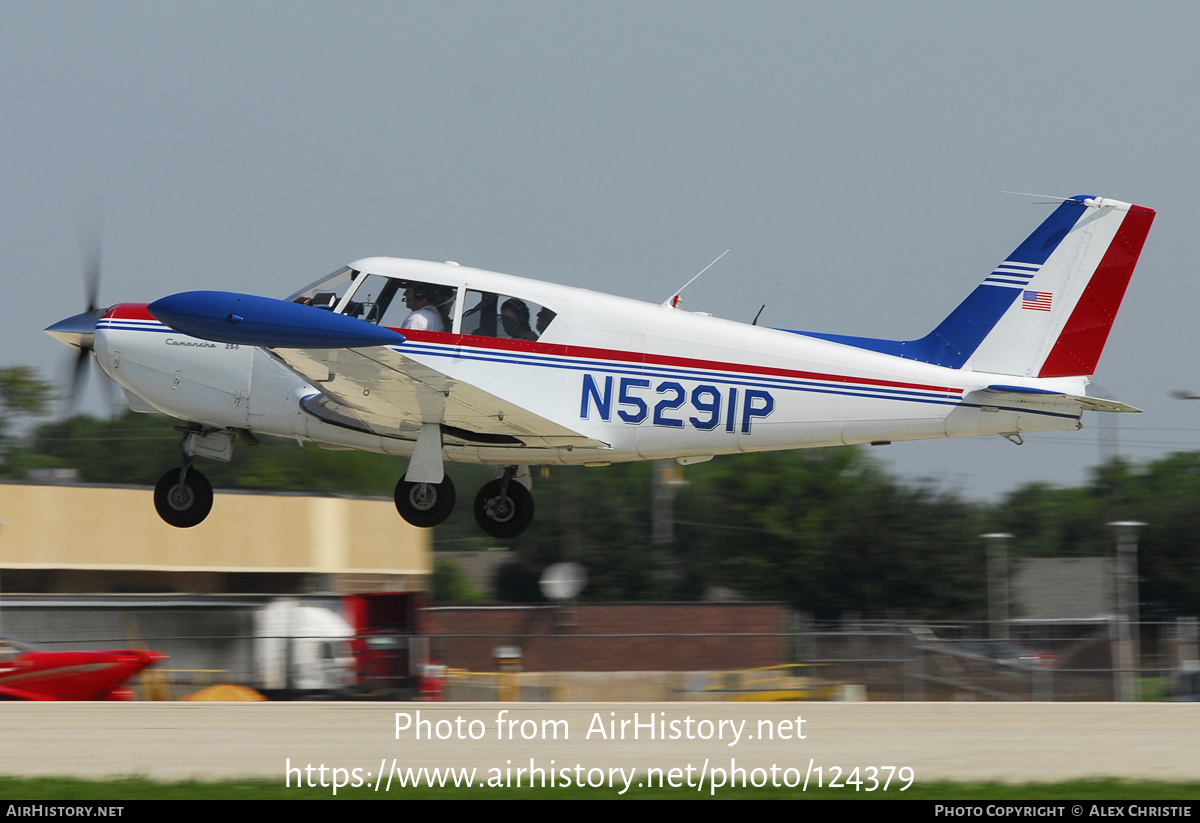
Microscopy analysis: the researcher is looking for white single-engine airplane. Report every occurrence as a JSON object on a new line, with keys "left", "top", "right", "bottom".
{"left": 46, "top": 195, "right": 1154, "bottom": 538}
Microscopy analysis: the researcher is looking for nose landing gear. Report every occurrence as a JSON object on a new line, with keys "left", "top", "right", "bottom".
{"left": 394, "top": 476, "right": 457, "bottom": 528}
{"left": 152, "top": 423, "right": 228, "bottom": 528}
{"left": 153, "top": 464, "right": 213, "bottom": 528}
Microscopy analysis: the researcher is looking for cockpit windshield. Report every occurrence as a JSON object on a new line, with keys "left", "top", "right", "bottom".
{"left": 284, "top": 266, "right": 557, "bottom": 339}
{"left": 284, "top": 267, "right": 359, "bottom": 310}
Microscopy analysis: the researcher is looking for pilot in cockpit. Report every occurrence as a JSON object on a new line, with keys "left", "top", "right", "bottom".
{"left": 399, "top": 281, "right": 454, "bottom": 332}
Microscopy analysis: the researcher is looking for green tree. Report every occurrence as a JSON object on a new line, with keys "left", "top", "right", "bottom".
{"left": 474, "top": 448, "right": 989, "bottom": 617}
{"left": 0, "top": 366, "right": 54, "bottom": 462}
{"left": 430, "top": 557, "right": 487, "bottom": 604}
{"left": 984, "top": 454, "right": 1200, "bottom": 616}
{"left": 13, "top": 391, "right": 1200, "bottom": 617}
{"left": 678, "top": 449, "right": 987, "bottom": 618}
{"left": 4, "top": 409, "right": 406, "bottom": 494}
{"left": 482, "top": 462, "right": 668, "bottom": 603}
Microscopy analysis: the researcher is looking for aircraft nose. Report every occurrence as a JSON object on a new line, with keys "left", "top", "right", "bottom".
{"left": 45, "top": 309, "right": 103, "bottom": 349}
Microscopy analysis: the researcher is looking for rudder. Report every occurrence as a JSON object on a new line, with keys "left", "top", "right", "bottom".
{"left": 945, "top": 195, "right": 1155, "bottom": 377}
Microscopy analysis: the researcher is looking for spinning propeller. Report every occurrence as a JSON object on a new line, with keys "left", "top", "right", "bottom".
{"left": 43, "top": 218, "right": 116, "bottom": 414}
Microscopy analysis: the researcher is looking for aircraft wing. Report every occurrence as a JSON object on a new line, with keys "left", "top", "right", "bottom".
{"left": 274, "top": 344, "right": 610, "bottom": 449}
{"left": 145, "top": 290, "right": 609, "bottom": 450}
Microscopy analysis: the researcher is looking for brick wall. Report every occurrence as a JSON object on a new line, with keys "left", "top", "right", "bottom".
{"left": 426, "top": 602, "right": 788, "bottom": 671}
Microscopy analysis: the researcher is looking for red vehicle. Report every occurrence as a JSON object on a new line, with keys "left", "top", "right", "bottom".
{"left": 0, "top": 637, "right": 167, "bottom": 701}
{"left": 343, "top": 593, "right": 427, "bottom": 699}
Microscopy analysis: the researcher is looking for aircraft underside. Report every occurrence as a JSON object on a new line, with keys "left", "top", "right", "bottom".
{"left": 142, "top": 373, "right": 1083, "bottom": 539}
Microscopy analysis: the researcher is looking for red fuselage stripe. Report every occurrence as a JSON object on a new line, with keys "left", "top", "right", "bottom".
{"left": 110, "top": 303, "right": 963, "bottom": 395}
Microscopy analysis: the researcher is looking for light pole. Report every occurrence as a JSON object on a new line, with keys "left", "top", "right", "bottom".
{"left": 651, "top": 460, "right": 686, "bottom": 544}
{"left": 981, "top": 533, "right": 1012, "bottom": 640}
{"left": 1108, "top": 520, "right": 1145, "bottom": 701}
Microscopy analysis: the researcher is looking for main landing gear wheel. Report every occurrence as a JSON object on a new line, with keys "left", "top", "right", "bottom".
{"left": 394, "top": 476, "right": 456, "bottom": 528}
{"left": 153, "top": 468, "right": 213, "bottom": 528}
{"left": 473, "top": 478, "right": 534, "bottom": 539}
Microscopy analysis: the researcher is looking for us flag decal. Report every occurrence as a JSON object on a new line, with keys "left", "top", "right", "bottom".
{"left": 1022, "top": 290, "right": 1052, "bottom": 311}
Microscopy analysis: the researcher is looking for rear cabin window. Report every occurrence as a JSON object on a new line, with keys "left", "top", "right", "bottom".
{"left": 462, "top": 290, "right": 556, "bottom": 341}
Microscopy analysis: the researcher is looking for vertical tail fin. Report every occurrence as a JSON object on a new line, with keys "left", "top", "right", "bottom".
{"left": 790, "top": 195, "right": 1155, "bottom": 377}
{"left": 952, "top": 195, "right": 1155, "bottom": 377}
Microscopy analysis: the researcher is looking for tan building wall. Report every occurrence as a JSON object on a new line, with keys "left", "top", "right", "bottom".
{"left": 0, "top": 482, "right": 429, "bottom": 577}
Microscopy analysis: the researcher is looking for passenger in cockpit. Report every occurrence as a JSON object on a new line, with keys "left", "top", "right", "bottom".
{"left": 501, "top": 298, "right": 539, "bottom": 341}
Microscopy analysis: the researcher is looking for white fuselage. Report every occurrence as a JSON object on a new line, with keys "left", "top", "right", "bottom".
{"left": 91, "top": 257, "right": 1085, "bottom": 468}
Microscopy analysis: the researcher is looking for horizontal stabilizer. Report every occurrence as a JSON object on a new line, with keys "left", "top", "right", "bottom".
{"left": 977, "top": 384, "right": 1140, "bottom": 413}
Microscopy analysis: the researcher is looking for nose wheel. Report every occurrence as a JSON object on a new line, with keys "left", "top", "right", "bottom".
{"left": 473, "top": 476, "right": 534, "bottom": 539}
{"left": 394, "top": 476, "right": 456, "bottom": 528}
{"left": 153, "top": 467, "right": 213, "bottom": 528}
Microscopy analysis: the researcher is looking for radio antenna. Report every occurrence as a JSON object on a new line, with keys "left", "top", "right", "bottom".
{"left": 661, "top": 249, "right": 729, "bottom": 308}
{"left": 1001, "top": 190, "right": 1094, "bottom": 206}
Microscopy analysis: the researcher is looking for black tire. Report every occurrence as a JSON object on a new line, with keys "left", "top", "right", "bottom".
{"left": 473, "top": 478, "right": 534, "bottom": 539}
{"left": 394, "top": 476, "right": 456, "bottom": 528}
{"left": 153, "top": 468, "right": 214, "bottom": 528}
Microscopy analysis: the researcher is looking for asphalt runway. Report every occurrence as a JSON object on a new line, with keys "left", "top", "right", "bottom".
{"left": 1, "top": 702, "right": 1197, "bottom": 789}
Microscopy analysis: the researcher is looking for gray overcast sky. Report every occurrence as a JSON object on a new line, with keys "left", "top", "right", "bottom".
{"left": 3, "top": 1, "right": 1197, "bottom": 499}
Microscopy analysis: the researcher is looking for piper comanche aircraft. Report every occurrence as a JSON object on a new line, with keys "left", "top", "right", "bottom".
{"left": 46, "top": 195, "right": 1155, "bottom": 538}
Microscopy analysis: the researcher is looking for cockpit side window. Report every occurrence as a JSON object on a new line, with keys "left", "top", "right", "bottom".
{"left": 462, "top": 290, "right": 556, "bottom": 340}
{"left": 345, "top": 275, "right": 457, "bottom": 332}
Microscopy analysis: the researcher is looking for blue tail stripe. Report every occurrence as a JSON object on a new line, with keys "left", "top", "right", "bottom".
{"left": 909, "top": 284, "right": 1021, "bottom": 367}
{"left": 1006, "top": 197, "right": 1090, "bottom": 265}
{"left": 792, "top": 284, "right": 1019, "bottom": 368}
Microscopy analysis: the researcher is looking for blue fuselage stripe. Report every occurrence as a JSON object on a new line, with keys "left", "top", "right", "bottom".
{"left": 397, "top": 342, "right": 958, "bottom": 402}
{"left": 100, "top": 326, "right": 1077, "bottom": 421}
